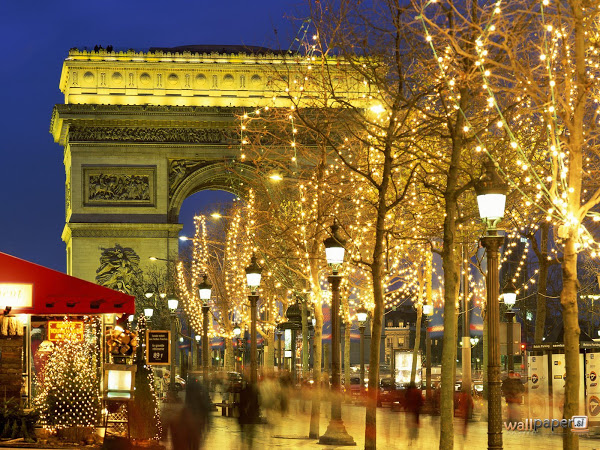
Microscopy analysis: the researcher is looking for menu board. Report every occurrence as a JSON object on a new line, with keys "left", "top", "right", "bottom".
{"left": 146, "top": 330, "right": 170, "bottom": 365}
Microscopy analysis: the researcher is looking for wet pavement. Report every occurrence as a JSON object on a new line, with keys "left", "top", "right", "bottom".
{"left": 161, "top": 397, "right": 600, "bottom": 449}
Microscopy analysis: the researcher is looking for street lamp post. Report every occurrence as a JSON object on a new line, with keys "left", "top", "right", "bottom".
{"left": 422, "top": 303, "right": 434, "bottom": 405}
{"left": 462, "top": 243, "right": 472, "bottom": 395}
{"left": 277, "top": 330, "right": 283, "bottom": 369}
{"left": 167, "top": 295, "right": 179, "bottom": 401}
{"left": 198, "top": 275, "right": 212, "bottom": 382}
{"left": 311, "top": 315, "right": 317, "bottom": 371}
{"left": 246, "top": 255, "right": 262, "bottom": 385}
{"left": 356, "top": 306, "right": 368, "bottom": 395}
{"left": 195, "top": 335, "right": 201, "bottom": 370}
{"left": 319, "top": 221, "right": 355, "bottom": 446}
{"left": 233, "top": 323, "right": 242, "bottom": 372}
{"left": 475, "top": 159, "right": 508, "bottom": 450}
{"left": 503, "top": 281, "right": 517, "bottom": 373}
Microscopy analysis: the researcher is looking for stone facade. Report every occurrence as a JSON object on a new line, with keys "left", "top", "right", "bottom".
{"left": 51, "top": 47, "right": 366, "bottom": 282}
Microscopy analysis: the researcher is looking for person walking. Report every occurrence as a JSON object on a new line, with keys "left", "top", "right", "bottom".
{"left": 405, "top": 382, "right": 424, "bottom": 446}
{"left": 501, "top": 371, "right": 524, "bottom": 425}
{"left": 238, "top": 380, "right": 260, "bottom": 449}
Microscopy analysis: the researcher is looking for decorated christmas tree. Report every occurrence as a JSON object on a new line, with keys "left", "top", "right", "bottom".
{"left": 35, "top": 337, "right": 100, "bottom": 434}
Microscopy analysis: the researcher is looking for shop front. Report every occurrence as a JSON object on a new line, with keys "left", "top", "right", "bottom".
{"left": 0, "top": 251, "right": 135, "bottom": 411}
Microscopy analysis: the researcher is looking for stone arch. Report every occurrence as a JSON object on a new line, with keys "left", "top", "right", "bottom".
{"left": 168, "top": 161, "right": 261, "bottom": 223}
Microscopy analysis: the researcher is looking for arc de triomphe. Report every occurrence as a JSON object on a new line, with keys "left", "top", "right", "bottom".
{"left": 50, "top": 45, "right": 363, "bottom": 285}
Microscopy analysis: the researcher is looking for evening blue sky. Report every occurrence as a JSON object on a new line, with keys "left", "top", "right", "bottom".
{"left": 0, "top": 0, "right": 306, "bottom": 271}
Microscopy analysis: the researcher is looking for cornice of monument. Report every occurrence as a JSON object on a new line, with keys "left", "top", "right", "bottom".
{"left": 50, "top": 104, "right": 243, "bottom": 145}
{"left": 64, "top": 46, "right": 339, "bottom": 64}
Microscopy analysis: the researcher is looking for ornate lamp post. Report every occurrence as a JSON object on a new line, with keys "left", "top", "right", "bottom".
{"left": 198, "top": 275, "right": 212, "bottom": 382}
{"left": 319, "top": 221, "right": 355, "bottom": 446}
{"left": 475, "top": 159, "right": 508, "bottom": 450}
{"left": 233, "top": 323, "right": 242, "bottom": 372}
{"left": 356, "top": 305, "right": 369, "bottom": 395}
{"left": 167, "top": 295, "right": 179, "bottom": 399}
{"left": 194, "top": 335, "right": 201, "bottom": 370}
{"left": 245, "top": 255, "right": 262, "bottom": 385}
{"left": 503, "top": 280, "right": 517, "bottom": 373}
{"left": 422, "top": 302, "right": 434, "bottom": 405}
{"left": 277, "top": 330, "right": 283, "bottom": 369}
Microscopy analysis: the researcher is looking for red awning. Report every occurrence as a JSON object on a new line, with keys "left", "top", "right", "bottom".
{"left": 0, "top": 252, "right": 135, "bottom": 315}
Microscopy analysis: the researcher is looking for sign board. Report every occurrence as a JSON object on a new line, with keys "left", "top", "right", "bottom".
{"left": 0, "top": 283, "right": 33, "bottom": 310}
{"left": 589, "top": 396, "right": 600, "bottom": 417}
{"left": 586, "top": 352, "right": 600, "bottom": 422}
{"left": 551, "top": 353, "right": 585, "bottom": 417}
{"left": 48, "top": 320, "right": 84, "bottom": 342}
{"left": 528, "top": 353, "right": 549, "bottom": 419}
{"left": 146, "top": 330, "right": 170, "bottom": 365}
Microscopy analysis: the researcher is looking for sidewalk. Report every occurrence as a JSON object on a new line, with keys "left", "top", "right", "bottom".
{"left": 162, "top": 399, "right": 600, "bottom": 449}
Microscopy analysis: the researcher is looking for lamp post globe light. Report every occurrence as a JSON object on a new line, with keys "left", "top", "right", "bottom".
{"left": 167, "top": 294, "right": 179, "bottom": 400}
{"left": 356, "top": 306, "right": 369, "bottom": 393}
{"left": 319, "top": 220, "right": 355, "bottom": 446}
{"left": 198, "top": 275, "right": 212, "bottom": 383}
{"left": 502, "top": 280, "right": 517, "bottom": 309}
{"left": 475, "top": 158, "right": 508, "bottom": 450}
{"left": 245, "top": 255, "right": 262, "bottom": 385}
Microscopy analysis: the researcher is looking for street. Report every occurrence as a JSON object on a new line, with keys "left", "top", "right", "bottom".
{"left": 161, "top": 398, "right": 600, "bottom": 449}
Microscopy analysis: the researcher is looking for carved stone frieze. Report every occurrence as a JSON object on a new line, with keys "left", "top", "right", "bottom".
{"left": 83, "top": 166, "right": 155, "bottom": 206}
{"left": 69, "top": 125, "right": 239, "bottom": 144}
{"left": 71, "top": 229, "right": 173, "bottom": 238}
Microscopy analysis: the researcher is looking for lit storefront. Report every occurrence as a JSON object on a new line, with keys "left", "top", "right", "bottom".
{"left": 0, "top": 251, "right": 135, "bottom": 407}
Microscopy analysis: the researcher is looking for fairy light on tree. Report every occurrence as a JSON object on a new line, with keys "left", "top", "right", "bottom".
{"left": 35, "top": 318, "right": 100, "bottom": 435}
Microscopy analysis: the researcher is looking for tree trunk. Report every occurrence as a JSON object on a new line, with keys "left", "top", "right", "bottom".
{"left": 265, "top": 330, "right": 274, "bottom": 369}
{"left": 411, "top": 303, "right": 423, "bottom": 385}
{"left": 365, "top": 203, "right": 388, "bottom": 449}
{"left": 439, "top": 236, "right": 460, "bottom": 450}
{"left": 365, "top": 259, "right": 384, "bottom": 450}
{"left": 534, "top": 222, "right": 550, "bottom": 344}
{"left": 310, "top": 284, "right": 323, "bottom": 439}
{"left": 561, "top": 235, "right": 580, "bottom": 450}
{"left": 302, "top": 302, "right": 310, "bottom": 380}
{"left": 225, "top": 338, "right": 234, "bottom": 372}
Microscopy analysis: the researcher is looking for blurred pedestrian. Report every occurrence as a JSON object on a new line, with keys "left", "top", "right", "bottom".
{"left": 457, "top": 390, "right": 474, "bottom": 448}
{"left": 501, "top": 371, "right": 524, "bottom": 424}
{"left": 238, "top": 380, "right": 260, "bottom": 449}
{"left": 169, "top": 377, "right": 212, "bottom": 450}
{"left": 405, "top": 382, "right": 424, "bottom": 446}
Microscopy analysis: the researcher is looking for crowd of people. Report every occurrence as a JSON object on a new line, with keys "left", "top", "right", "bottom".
{"left": 158, "top": 369, "right": 526, "bottom": 449}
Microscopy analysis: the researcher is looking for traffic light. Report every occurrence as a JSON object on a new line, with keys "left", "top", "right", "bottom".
{"left": 520, "top": 343, "right": 526, "bottom": 351}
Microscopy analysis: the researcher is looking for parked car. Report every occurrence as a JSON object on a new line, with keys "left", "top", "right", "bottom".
{"left": 344, "top": 376, "right": 362, "bottom": 398}
{"left": 225, "top": 371, "right": 244, "bottom": 393}
{"left": 156, "top": 368, "right": 186, "bottom": 391}
{"left": 377, "top": 378, "right": 404, "bottom": 407}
